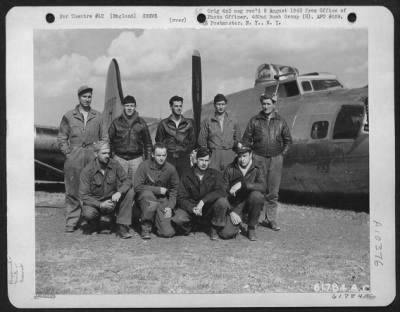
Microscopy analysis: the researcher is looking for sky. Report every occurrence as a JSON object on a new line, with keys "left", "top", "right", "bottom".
{"left": 34, "top": 28, "right": 368, "bottom": 126}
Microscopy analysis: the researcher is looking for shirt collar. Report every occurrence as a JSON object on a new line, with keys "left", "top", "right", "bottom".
{"left": 74, "top": 104, "right": 95, "bottom": 117}
{"left": 94, "top": 158, "right": 113, "bottom": 172}
{"left": 257, "top": 111, "right": 277, "bottom": 120}
{"left": 149, "top": 159, "right": 167, "bottom": 171}
{"left": 211, "top": 111, "right": 230, "bottom": 122}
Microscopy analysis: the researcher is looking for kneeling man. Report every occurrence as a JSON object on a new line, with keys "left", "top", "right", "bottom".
{"left": 221, "top": 142, "right": 265, "bottom": 241}
{"left": 134, "top": 143, "right": 180, "bottom": 239}
{"left": 172, "top": 147, "right": 230, "bottom": 240}
{"left": 79, "top": 141, "right": 134, "bottom": 238}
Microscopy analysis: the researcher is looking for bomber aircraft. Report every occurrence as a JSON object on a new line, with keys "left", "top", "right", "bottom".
{"left": 35, "top": 51, "right": 369, "bottom": 196}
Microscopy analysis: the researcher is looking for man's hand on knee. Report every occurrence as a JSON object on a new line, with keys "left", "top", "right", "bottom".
{"left": 230, "top": 211, "right": 242, "bottom": 225}
{"left": 111, "top": 192, "right": 121, "bottom": 203}
{"left": 99, "top": 199, "right": 115, "bottom": 214}
{"left": 163, "top": 207, "right": 172, "bottom": 218}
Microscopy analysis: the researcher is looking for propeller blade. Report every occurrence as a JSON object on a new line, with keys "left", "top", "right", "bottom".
{"left": 192, "top": 50, "right": 202, "bottom": 141}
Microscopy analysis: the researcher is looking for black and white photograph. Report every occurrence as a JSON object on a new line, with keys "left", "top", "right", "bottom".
{"left": 6, "top": 6, "right": 395, "bottom": 308}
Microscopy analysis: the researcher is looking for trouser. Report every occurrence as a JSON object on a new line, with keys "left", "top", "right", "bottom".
{"left": 253, "top": 154, "right": 283, "bottom": 222}
{"left": 209, "top": 148, "right": 236, "bottom": 172}
{"left": 171, "top": 197, "right": 230, "bottom": 234}
{"left": 137, "top": 190, "right": 175, "bottom": 237}
{"left": 113, "top": 154, "right": 143, "bottom": 184}
{"left": 167, "top": 152, "right": 191, "bottom": 177}
{"left": 64, "top": 145, "right": 95, "bottom": 229}
{"left": 219, "top": 191, "right": 264, "bottom": 239}
{"left": 82, "top": 188, "right": 135, "bottom": 225}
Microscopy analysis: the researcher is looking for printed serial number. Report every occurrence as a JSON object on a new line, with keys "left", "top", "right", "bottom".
{"left": 313, "top": 282, "right": 370, "bottom": 293}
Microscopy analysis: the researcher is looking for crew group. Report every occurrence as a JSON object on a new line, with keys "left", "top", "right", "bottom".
{"left": 58, "top": 86, "right": 292, "bottom": 241}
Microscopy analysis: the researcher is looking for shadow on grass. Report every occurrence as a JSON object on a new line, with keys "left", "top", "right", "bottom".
{"left": 35, "top": 183, "right": 369, "bottom": 213}
{"left": 280, "top": 190, "right": 369, "bottom": 213}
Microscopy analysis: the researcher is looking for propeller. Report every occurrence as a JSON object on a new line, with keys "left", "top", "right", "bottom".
{"left": 192, "top": 50, "right": 202, "bottom": 141}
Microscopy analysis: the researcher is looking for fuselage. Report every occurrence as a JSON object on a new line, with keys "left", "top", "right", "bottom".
{"left": 197, "top": 79, "right": 368, "bottom": 195}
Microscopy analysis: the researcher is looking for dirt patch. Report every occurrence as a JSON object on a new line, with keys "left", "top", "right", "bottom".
{"left": 35, "top": 192, "right": 369, "bottom": 294}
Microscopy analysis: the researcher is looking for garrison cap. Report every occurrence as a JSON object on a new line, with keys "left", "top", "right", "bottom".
{"left": 94, "top": 141, "right": 110, "bottom": 152}
{"left": 77, "top": 85, "right": 93, "bottom": 96}
{"left": 233, "top": 141, "right": 252, "bottom": 154}
{"left": 123, "top": 95, "right": 136, "bottom": 105}
{"left": 213, "top": 93, "right": 227, "bottom": 104}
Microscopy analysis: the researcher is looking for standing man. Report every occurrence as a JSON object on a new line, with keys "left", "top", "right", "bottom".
{"left": 221, "top": 142, "right": 265, "bottom": 241}
{"left": 171, "top": 147, "right": 230, "bottom": 240}
{"left": 58, "top": 86, "right": 108, "bottom": 233}
{"left": 242, "top": 94, "right": 292, "bottom": 231}
{"left": 108, "top": 95, "right": 152, "bottom": 182}
{"left": 198, "top": 93, "right": 241, "bottom": 172}
{"left": 133, "top": 143, "right": 180, "bottom": 239}
{"left": 155, "top": 95, "right": 196, "bottom": 177}
{"left": 79, "top": 141, "right": 134, "bottom": 239}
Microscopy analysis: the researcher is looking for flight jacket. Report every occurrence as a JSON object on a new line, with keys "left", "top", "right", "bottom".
{"left": 155, "top": 115, "right": 196, "bottom": 155}
{"left": 79, "top": 158, "right": 131, "bottom": 209}
{"left": 108, "top": 111, "right": 153, "bottom": 160}
{"left": 133, "top": 159, "right": 180, "bottom": 209}
{"left": 177, "top": 168, "right": 227, "bottom": 212}
{"left": 198, "top": 111, "right": 241, "bottom": 150}
{"left": 242, "top": 111, "right": 292, "bottom": 157}
{"left": 223, "top": 158, "right": 266, "bottom": 205}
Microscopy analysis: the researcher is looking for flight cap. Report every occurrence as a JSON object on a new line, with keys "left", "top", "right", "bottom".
{"left": 214, "top": 93, "right": 227, "bottom": 104}
{"left": 123, "top": 95, "right": 136, "bottom": 105}
{"left": 77, "top": 85, "right": 93, "bottom": 96}
{"left": 233, "top": 141, "right": 252, "bottom": 155}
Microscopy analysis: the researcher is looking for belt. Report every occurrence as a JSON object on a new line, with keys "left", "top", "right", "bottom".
{"left": 210, "top": 145, "right": 233, "bottom": 150}
{"left": 70, "top": 142, "right": 94, "bottom": 148}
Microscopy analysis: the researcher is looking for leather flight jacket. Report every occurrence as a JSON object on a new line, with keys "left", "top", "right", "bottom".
{"left": 155, "top": 115, "right": 196, "bottom": 155}
{"left": 108, "top": 112, "right": 153, "bottom": 160}
{"left": 242, "top": 111, "right": 292, "bottom": 157}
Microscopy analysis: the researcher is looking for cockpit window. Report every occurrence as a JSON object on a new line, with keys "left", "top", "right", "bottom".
{"left": 312, "top": 79, "right": 343, "bottom": 91}
{"left": 333, "top": 105, "right": 364, "bottom": 139}
{"left": 302, "top": 81, "right": 312, "bottom": 92}
{"left": 279, "top": 81, "right": 300, "bottom": 97}
{"left": 255, "top": 64, "right": 299, "bottom": 82}
{"left": 264, "top": 80, "right": 300, "bottom": 98}
{"left": 311, "top": 121, "right": 329, "bottom": 139}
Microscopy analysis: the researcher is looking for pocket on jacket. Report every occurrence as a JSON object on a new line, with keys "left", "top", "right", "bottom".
{"left": 106, "top": 173, "right": 116, "bottom": 184}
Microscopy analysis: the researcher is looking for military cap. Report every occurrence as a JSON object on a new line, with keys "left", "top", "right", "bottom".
{"left": 233, "top": 141, "right": 252, "bottom": 154}
{"left": 94, "top": 141, "right": 110, "bottom": 152}
{"left": 77, "top": 85, "right": 93, "bottom": 96}
{"left": 213, "top": 93, "right": 227, "bottom": 104}
{"left": 123, "top": 95, "right": 136, "bottom": 105}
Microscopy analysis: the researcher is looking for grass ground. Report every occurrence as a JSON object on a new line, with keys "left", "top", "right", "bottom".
{"left": 35, "top": 191, "right": 369, "bottom": 294}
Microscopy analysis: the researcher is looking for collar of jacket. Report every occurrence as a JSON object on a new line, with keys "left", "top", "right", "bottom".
{"left": 93, "top": 158, "right": 113, "bottom": 173}
{"left": 149, "top": 159, "right": 168, "bottom": 171}
{"left": 232, "top": 156, "right": 259, "bottom": 172}
{"left": 122, "top": 110, "right": 139, "bottom": 124}
{"left": 256, "top": 111, "right": 278, "bottom": 120}
{"left": 73, "top": 104, "right": 97, "bottom": 120}
{"left": 210, "top": 111, "right": 232, "bottom": 122}
{"left": 186, "top": 167, "right": 214, "bottom": 185}
{"left": 167, "top": 114, "right": 188, "bottom": 126}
